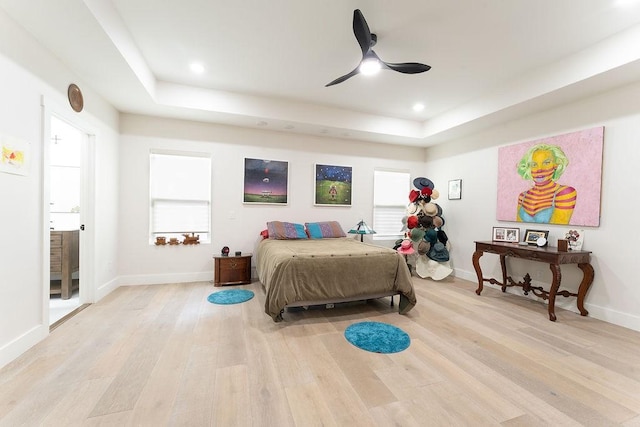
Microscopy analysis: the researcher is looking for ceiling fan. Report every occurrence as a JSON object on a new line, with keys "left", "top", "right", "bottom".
{"left": 325, "top": 9, "right": 431, "bottom": 87}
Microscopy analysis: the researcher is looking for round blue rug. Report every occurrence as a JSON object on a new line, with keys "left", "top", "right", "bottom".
{"left": 344, "top": 321, "right": 410, "bottom": 354}
{"left": 207, "top": 289, "right": 254, "bottom": 305}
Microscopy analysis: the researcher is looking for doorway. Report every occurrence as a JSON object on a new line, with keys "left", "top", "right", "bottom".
{"left": 49, "top": 116, "right": 83, "bottom": 325}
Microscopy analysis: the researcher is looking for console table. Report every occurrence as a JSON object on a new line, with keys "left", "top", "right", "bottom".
{"left": 472, "top": 241, "right": 594, "bottom": 321}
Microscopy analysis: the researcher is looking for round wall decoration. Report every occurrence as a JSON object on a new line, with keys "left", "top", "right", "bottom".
{"left": 67, "top": 83, "right": 84, "bottom": 112}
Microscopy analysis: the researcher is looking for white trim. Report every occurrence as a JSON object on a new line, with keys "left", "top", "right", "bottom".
{"left": 118, "top": 272, "right": 213, "bottom": 286}
{"left": 0, "top": 325, "right": 48, "bottom": 370}
{"left": 95, "top": 277, "right": 119, "bottom": 301}
{"left": 81, "top": 133, "right": 96, "bottom": 303}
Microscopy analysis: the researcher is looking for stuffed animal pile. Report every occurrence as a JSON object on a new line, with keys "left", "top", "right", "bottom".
{"left": 395, "top": 176, "right": 453, "bottom": 280}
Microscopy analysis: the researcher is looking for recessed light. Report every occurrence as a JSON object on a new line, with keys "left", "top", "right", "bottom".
{"left": 189, "top": 62, "right": 205, "bottom": 74}
{"left": 413, "top": 103, "right": 425, "bottom": 112}
{"left": 615, "top": 0, "right": 639, "bottom": 6}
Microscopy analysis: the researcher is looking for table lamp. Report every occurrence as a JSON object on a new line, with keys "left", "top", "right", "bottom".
{"left": 348, "top": 220, "right": 376, "bottom": 242}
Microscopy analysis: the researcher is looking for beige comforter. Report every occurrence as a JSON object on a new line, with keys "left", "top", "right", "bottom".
{"left": 256, "top": 238, "right": 417, "bottom": 321}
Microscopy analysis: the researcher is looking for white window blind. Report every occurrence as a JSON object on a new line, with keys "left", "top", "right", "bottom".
{"left": 373, "top": 170, "right": 410, "bottom": 239}
{"left": 149, "top": 152, "right": 211, "bottom": 242}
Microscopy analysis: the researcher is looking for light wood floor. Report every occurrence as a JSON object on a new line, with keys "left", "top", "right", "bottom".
{"left": 2, "top": 276, "right": 640, "bottom": 426}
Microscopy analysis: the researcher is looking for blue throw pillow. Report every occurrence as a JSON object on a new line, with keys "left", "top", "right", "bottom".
{"left": 305, "top": 221, "right": 346, "bottom": 239}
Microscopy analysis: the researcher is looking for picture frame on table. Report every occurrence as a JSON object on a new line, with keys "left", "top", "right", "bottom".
{"left": 448, "top": 179, "right": 462, "bottom": 200}
{"left": 492, "top": 227, "right": 520, "bottom": 243}
{"left": 524, "top": 229, "right": 549, "bottom": 245}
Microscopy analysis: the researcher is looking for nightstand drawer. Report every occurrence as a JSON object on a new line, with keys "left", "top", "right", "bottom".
{"left": 213, "top": 254, "right": 252, "bottom": 286}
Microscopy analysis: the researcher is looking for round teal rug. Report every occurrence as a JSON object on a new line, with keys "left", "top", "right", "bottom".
{"left": 207, "top": 289, "right": 254, "bottom": 305}
{"left": 344, "top": 321, "right": 410, "bottom": 354}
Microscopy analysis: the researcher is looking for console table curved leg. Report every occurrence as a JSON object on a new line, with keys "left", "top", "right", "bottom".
{"left": 473, "top": 250, "right": 484, "bottom": 295}
{"left": 499, "top": 254, "right": 508, "bottom": 292}
{"left": 577, "top": 263, "right": 595, "bottom": 316}
{"left": 548, "top": 264, "right": 562, "bottom": 321}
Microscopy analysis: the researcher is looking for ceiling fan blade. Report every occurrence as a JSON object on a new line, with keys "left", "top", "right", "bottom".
{"left": 382, "top": 61, "right": 432, "bottom": 74}
{"left": 325, "top": 67, "right": 360, "bottom": 87}
{"left": 352, "top": 9, "right": 372, "bottom": 57}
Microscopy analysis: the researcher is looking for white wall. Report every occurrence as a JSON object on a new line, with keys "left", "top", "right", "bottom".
{"left": 0, "top": 9, "right": 120, "bottom": 368}
{"left": 425, "top": 80, "right": 640, "bottom": 331}
{"left": 118, "top": 114, "right": 426, "bottom": 284}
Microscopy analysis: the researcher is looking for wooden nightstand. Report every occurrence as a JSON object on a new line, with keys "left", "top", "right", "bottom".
{"left": 213, "top": 254, "right": 252, "bottom": 286}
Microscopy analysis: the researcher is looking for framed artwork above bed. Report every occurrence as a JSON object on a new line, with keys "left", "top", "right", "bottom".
{"left": 314, "top": 163, "right": 352, "bottom": 206}
{"left": 243, "top": 158, "right": 288, "bottom": 204}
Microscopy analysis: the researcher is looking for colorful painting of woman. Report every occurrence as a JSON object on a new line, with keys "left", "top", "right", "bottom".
{"left": 496, "top": 126, "right": 603, "bottom": 227}
{"left": 516, "top": 143, "right": 576, "bottom": 224}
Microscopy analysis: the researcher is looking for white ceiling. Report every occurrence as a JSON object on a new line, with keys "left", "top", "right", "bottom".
{"left": 2, "top": 0, "right": 640, "bottom": 146}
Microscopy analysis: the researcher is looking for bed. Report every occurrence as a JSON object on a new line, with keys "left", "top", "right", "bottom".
{"left": 256, "top": 237, "right": 417, "bottom": 321}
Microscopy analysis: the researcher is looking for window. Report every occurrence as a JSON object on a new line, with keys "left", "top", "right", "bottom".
{"left": 149, "top": 152, "right": 211, "bottom": 243}
{"left": 373, "top": 170, "right": 410, "bottom": 239}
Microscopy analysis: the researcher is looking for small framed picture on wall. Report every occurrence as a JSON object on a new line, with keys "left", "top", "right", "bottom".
{"left": 448, "top": 179, "right": 462, "bottom": 200}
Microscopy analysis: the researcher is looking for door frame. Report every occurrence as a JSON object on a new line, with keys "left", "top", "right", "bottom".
{"left": 41, "top": 96, "right": 96, "bottom": 325}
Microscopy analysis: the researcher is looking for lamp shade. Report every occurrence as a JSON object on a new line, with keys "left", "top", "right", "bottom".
{"left": 348, "top": 220, "right": 376, "bottom": 235}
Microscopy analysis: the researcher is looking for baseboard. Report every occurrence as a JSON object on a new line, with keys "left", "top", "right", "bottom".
{"left": 0, "top": 324, "right": 48, "bottom": 370}
{"left": 453, "top": 267, "right": 640, "bottom": 332}
{"left": 95, "top": 276, "right": 119, "bottom": 301}
{"left": 117, "top": 271, "right": 214, "bottom": 286}
{"left": 581, "top": 303, "right": 640, "bottom": 332}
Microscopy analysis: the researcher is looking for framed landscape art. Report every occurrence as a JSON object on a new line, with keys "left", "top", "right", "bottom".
{"left": 314, "top": 164, "right": 352, "bottom": 206}
{"left": 243, "top": 158, "right": 288, "bottom": 204}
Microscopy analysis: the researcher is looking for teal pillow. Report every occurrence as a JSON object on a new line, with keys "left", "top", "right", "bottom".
{"left": 305, "top": 221, "right": 346, "bottom": 239}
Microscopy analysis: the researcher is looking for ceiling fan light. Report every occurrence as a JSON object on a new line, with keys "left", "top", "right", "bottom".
{"left": 189, "top": 62, "right": 205, "bottom": 74}
{"left": 359, "top": 58, "right": 381, "bottom": 75}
